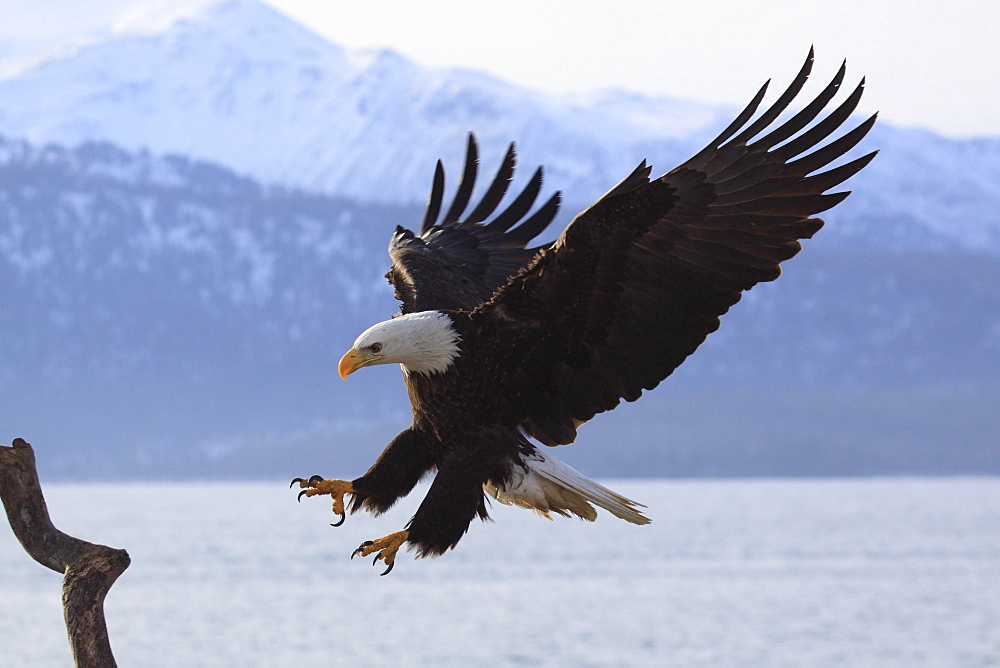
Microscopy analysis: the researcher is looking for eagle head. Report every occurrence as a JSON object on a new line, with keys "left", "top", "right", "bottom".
{"left": 339, "top": 311, "right": 461, "bottom": 378}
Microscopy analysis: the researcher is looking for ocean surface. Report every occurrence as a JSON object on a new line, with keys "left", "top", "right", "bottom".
{"left": 1, "top": 478, "right": 998, "bottom": 666}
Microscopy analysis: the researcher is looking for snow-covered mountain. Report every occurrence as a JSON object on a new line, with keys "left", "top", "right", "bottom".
{"left": 0, "top": 0, "right": 997, "bottom": 256}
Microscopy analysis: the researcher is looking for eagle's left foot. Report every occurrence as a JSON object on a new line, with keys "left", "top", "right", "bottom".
{"left": 351, "top": 530, "right": 409, "bottom": 576}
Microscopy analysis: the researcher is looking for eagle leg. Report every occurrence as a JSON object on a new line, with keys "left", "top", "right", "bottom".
{"left": 351, "top": 530, "right": 410, "bottom": 576}
{"left": 291, "top": 476, "right": 355, "bottom": 527}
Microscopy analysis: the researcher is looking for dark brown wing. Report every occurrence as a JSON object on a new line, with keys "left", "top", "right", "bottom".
{"left": 387, "top": 134, "right": 561, "bottom": 313}
{"left": 473, "top": 50, "right": 878, "bottom": 446}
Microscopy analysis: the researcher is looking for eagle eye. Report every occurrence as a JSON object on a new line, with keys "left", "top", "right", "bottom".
{"left": 369, "top": 343, "right": 383, "bottom": 354}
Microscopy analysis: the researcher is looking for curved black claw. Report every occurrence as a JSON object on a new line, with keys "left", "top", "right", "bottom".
{"left": 297, "top": 489, "right": 309, "bottom": 502}
{"left": 290, "top": 474, "right": 325, "bottom": 489}
{"left": 351, "top": 540, "right": 374, "bottom": 560}
{"left": 371, "top": 553, "right": 394, "bottom": 576}
{"left": 330, "top": 512, "right": 346, "bottom": 527}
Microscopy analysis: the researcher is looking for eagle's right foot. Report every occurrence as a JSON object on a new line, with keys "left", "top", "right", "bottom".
{"left": 291, "top": 476, "right": 355, "bottom": 526}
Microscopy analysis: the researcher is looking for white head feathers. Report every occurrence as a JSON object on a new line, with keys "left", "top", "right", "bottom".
{"left": 352, "top": 311, "right": 461, "bottom": 376}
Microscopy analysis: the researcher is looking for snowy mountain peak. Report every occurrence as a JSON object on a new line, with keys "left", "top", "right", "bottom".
{"left": 0, "top": 0, "right": 722, "bottom": 204}
{"left": 112, "top": 0, "right": 229, "bottom": 37}
{"left": 116, "top": 0, "right": 344, "bottom": 61}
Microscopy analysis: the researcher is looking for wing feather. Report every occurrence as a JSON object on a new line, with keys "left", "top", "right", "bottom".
{"left": 440, "top": 135, "right": 478, "bottom": 225}
{"left": 420, "top": 161, "right": 445, "bottom": 234}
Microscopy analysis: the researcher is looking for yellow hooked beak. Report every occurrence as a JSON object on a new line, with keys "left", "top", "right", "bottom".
{"left": 338, "top": 348, "right": 383, "bottom": 379}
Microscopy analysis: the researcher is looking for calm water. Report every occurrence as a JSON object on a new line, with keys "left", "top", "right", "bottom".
{"left": 1, "top": 478, "right": 998, "bottom": 666}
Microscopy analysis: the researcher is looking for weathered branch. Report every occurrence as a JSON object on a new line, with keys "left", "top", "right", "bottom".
{"left": 0, "top": 438, "right": 130, "bottom": 667}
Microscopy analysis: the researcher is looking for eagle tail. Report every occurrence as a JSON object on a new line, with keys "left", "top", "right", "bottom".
{"left": 486, "top": 449, "right": 651, "bottom": 525}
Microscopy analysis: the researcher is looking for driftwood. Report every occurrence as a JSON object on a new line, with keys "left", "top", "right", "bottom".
{"left": 0, "top": 438, "right": 130, "bottom": 667}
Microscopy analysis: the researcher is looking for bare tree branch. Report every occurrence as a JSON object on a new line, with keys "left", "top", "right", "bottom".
{"left": 0, "top": 438, "right": 130, "bottom": 667}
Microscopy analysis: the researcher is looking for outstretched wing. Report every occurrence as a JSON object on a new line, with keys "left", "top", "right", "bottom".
{"left": 474, "top": 50, "right": 878, "bottom": 446}
{"left": 387, "top": 134, "right": 561, "bottom": 313}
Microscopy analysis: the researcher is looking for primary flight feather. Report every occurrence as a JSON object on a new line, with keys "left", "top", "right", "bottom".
{"left": 294, "top": 50, "right": 877, "bottom": 574}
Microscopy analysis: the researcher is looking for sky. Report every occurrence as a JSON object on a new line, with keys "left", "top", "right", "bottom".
{"left": 0, "top": 0, "right": 997, "bottom": 138}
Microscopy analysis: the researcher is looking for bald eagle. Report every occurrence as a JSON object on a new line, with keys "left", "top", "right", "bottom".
{"left": 294, "top": 50, "right": 876, "bottom": 574}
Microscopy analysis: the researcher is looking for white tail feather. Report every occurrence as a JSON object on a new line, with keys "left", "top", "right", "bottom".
{"left": 485, "top": 450, "right": 650, "bottom": 525}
